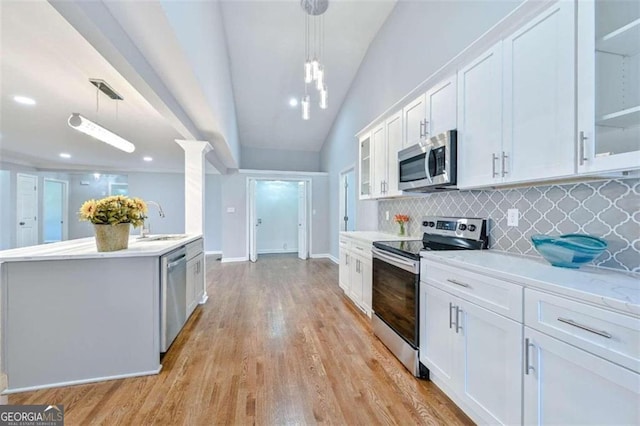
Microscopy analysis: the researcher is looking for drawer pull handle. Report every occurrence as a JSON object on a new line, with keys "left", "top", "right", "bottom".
{"left": 449, "top": 302, "right": 454, "bottom": 329}
{"left": 447, "top": 278, "right": 470, "bottom": 288}
{"left": 557, "top": 317, "right": 612, "bottom": 339}
{"left": 455, "top": 306, "right": 463, "bottom": 333}
{"left": 355, "top": 246, "right": 364, "bottom": 251}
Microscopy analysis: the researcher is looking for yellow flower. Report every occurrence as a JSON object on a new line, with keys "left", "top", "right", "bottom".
{"left": 78, "top": 195, "right": 148, "bottom": 228}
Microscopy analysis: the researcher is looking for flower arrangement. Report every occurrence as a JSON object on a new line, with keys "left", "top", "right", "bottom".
{"left": 394, "top": 214, "right": 410, "bottom": 236}
{"left": 79, "top": 195, "right": 148, "bottom": 228}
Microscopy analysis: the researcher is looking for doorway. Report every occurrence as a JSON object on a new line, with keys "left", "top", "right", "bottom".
{"left": 16, "top": 173, "right": 38, "bottom": 247}
{"left": 43, "top": 178, "right": 69, "bottom": 243}
{"left": 339, "top": 167, "right": 356, "bottom": 232}
{"left": 248, "top": 178, "right": 311, "bottom": 262}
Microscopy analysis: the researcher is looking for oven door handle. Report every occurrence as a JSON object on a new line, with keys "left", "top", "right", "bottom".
{"left": 371, "top": 248, "right": 419, "bottom": 273}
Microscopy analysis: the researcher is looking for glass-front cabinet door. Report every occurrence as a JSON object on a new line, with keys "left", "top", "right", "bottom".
{"left": 358, "top": 133, "right": 372, "bottom": 199}
{"left": 577, "top": 0, "right": 640, "bottom": 173}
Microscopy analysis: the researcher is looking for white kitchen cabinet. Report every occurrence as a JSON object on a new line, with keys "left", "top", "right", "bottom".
{"left": 420, "top": 281, "right": 523, "bottom": 425}
{"left": 502, "top": 0, "right": 576, "bottom": 182}
{"left": 577, "top": 0, "right": 640, "bottom": 174}
{"left": 402, "top": 93, "right": 427, "bottom": 148}
{"left": 384, "top": 111, "right": 403, "bottom": 197}
{"left": 457, "top": 43, "right": 504, "bottom": 188}
{"left": 459, "top": 1, "right": 577, "bottom": 189}
{"left": 186, "top": 253, "right": 204, "bottom": 318}
{"left": 337, "top": 236, "right": 373, "bottom": 317}
{"left": 358, "top": 132, "right": 372, "bottom": 199}
{"left": 371, "top": 122, "right": 386, "bottom": 198}
{"left": 424, "top": 75, "right": 457, "bottom": 137}
{"left": 523, "top": 326, "right": 640, "bottom": 426}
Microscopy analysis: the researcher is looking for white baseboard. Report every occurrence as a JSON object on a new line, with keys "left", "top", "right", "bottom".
{"left": 311, "top": 253, "right": 339, "bottom": 264}
{"left": 257, "top": 249, "right": 297, "bottom": 254}
{"left": 1, "top": 367, "right": 161, "bottom": 395}
{"left": 221, "top": 256, "right": 249, "bottom": 263}
{"left": 205, "top": 250, "right": 222, "bottom": 256}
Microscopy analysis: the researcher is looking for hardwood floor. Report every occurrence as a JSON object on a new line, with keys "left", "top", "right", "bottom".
{"left": 9, "top": 255, "right": 472, "bottom": 425}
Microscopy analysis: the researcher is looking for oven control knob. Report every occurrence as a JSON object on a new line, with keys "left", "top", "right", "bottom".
{"left": 428, "top": 221, "right": 435, "bottom": 227}
{"left": 422, "top": 221, "right": 429, "bottom": 227}
{"left": 468, "top": 224, "right": 477, "bottom": 232}
{"left": 458, "top": 224, "right": 467, "bottom": 231}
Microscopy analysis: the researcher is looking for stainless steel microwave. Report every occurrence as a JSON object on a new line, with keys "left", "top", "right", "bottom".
{"left": 398, "top": 130, "right": 457, "bottom": 192}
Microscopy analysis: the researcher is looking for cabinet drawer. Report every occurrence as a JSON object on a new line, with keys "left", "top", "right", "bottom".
{"left": 339, "top": 238, "right": 351, "bottom": 250}
{"left": 186, "top": 238, "right": 203, "bottom": 260}
{"left": 350, "top": 241, "right": 371, "bottom": 259}
{"left": 525, "top": 288, "right": 640, "bottom": 373}
{"left": 421, "top": 260, "right": 523, "bottom": 321}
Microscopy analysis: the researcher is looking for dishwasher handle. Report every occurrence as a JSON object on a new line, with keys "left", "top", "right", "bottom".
{"left": 167, "top": 255, "right": 186, "bottom": 269}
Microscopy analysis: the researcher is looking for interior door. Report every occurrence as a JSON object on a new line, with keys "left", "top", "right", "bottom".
{"left": 43, "top": 179, "right": 67, "bottom": 243}
{"left": 16, "top": 173, "right": 38, "bottom": 247}
{"left": 297, "top": 181, "right": 308, "bottom": 260}
{"left": 248, "top": 179, "right": 258, "bottom": 262}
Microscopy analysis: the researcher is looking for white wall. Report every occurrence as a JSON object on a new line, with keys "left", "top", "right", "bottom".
{"left": 241, "top": 146, "right": 320, "bottom": 172}
{"left": 221, "top": 171, "right": 329, "bottom": 260}
{"left": 256, "top": 180, "right": 299, "bottom": 254}
{"left": 320, "top": 0, "right": 522, "bottom": 259}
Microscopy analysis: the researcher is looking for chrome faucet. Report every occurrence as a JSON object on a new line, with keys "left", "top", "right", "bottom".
{"left": 140, "top": 201, "right": 165, "bottom": 237}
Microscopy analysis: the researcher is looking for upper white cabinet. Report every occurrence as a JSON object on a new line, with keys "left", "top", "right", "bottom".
{"left": 457, "top": 43, "right": 504, "bottom": 188}
{"left": 502, "top": 1, "right": 576, "bottom": 182}
{"left": 385, "top": 111, "right": 404, "bottom": 197}
{"left": 577, "top": 0, "right": 640, "bottom": 173}
{"left": 425, "top": 76, "right": 457, "bottom": 137}
{"left": 371, "top": 123, "right": 386, "bottom": 198}
{"left": 403, "top": 94, "right": 427, "bottom": 148}
{"left": 358, "top": 132, "right": 372, "bottom": 199}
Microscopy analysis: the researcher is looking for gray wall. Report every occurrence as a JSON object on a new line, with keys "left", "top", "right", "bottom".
{"left": 319, "top": 1, "right": 522, "bottom": 259}
{"left": 127, "top": 172, "right": 185, "bottom": 236}
{"left": 220, "top": 171, "right": 330, "bottom": 260}
{"left": 378, "top": 178, "right": 640, "bottom": 273}
{"left": 241, "top": 146, "right": 320, "bottom": 172}
{"left": 205, "top": 174, "right": 223, "bottom": 253}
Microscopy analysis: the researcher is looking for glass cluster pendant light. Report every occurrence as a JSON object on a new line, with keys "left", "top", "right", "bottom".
{"left": 300, "top": 0, "right": 329, "bottom": 119}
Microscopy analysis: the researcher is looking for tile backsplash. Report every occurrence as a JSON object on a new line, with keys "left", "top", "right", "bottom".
{"left": 378, "top": 178, "right": 640, "bottom": 272}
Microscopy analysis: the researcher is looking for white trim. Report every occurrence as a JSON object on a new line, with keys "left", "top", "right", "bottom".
{"left": 221, "top": 256, "right": 249, "bottom": 263}
{"left": 310, "top": 253, "right": 339, "bottom": 264}
{"left": 199, "top": 294, "right": 209, "bottom": 304}
{"left": 258, "top": 249, "right": 298, "bottom": 254}
{"left": 205, "top": 250, "right": 222, "bottom": 256}
{"left": 1, "top": 367, "right": 162, "bottom": 394}
{"left": 239, "top": 169, "right": 328, "bottom": 176}
{"left": 246, "top": 177, "right": 313, "bottom": 263}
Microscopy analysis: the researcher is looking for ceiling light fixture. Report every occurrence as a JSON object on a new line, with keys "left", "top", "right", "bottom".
{"left": 59, "top": 153, "right": 72, "bottom": 159}
{"left": 14, "top": 95, "right": 36, "bottom": 105}
{"left": 143, "top": 156, "right": 153, "bottom": 162}
{"left": 289, "top": 98, "right": 299, "bottom": 107}
{"left": 300, "top": 0, "right": 329, "bottom": 119}
{"left": 68, "top": 113, "right": 135, "bottom": 153}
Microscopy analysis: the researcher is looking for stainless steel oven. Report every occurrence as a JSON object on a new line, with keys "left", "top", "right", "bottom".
{"left": 398, "top": 130, "right": 457, "bottom": 192}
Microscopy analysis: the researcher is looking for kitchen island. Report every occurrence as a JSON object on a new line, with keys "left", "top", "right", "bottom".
{"left": 0, "top": 235, "right": 204, "bottom": 393}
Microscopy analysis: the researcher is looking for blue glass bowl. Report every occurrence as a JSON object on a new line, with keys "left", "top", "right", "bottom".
{"left": 531, "top": 234, "right": 608, "bottom": 269}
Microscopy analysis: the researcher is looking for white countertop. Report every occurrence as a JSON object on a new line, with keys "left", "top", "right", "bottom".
{"left": 421, "top": 250, "right": 640, "bottom": 317}
{"left": 0, "top": 234, "right": 202, "bottom": 262}
{"left": 340, "top": 231, "right": 419, "bottom": 244}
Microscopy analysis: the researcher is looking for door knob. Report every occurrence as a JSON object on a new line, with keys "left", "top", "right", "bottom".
{"left": 19, "top": 222, "right": 25, "bottom": 225}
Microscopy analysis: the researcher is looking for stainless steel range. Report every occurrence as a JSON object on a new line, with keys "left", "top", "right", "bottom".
{"left": 371, "top": 216, "right": 489, "bottom": 377}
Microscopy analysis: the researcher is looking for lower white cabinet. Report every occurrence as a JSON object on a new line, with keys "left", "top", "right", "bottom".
{"left": 186, "top": 245, "right": 205, "bottom": 318}
{"left": 523, "top": 327, "right": 640, "bottom": 426}
{"left": 338, "top": 237, "right": 372, "bottom": 316}
{"left": 420, "top": 282, "right": 522, "bottom": 425}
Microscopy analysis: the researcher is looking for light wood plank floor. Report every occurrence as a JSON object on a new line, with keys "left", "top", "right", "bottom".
{"left": 10, "top": 255, "right": 472, "bottom": 425}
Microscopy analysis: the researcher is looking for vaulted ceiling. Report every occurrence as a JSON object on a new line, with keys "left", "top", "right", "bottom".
{"left": 0, "top": 0, "right": 396, "bottom": 173}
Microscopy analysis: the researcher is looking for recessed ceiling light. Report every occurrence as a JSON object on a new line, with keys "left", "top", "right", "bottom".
{"left": 14, "top": 95, "right": 36, "bottom": 105}
{"left": 59, "top": 153, "right": 71, "bottom": 159}
{"left": 289, "top": 98, "right": 299, "bottom": 107}
{"left": 143, "top": 156, "right": 153, "bottom": 162}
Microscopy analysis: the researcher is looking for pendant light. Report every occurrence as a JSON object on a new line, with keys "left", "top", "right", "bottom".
{"left": 300, "top": 0, "right": 329, "bottom": 119}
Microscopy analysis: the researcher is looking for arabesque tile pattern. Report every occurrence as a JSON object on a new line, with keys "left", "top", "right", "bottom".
{"left": 378, "top": 178, "right": 640, "bottom": 272}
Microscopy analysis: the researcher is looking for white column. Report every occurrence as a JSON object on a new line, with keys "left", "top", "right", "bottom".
{"left": 176, "top": 139, "right": 212, "bottom": 304}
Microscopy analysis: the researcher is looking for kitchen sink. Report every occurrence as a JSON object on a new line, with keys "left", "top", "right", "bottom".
{"left": 137, "top": 234, "right": 188, "bottom": 242}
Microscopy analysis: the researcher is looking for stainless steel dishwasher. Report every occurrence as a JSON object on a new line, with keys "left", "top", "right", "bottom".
{"left": 160, "top": 246, "right": 187, "bottom": 352}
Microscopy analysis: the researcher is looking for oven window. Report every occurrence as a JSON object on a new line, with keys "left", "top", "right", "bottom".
{"left": 372, "top": 258, "right": 418, "bottom": 347}
{"left": 429, "top": 146, "right": 446, "bottom": 178}
{"left": 399, "top": 153, "right": 427, "bottom": 182}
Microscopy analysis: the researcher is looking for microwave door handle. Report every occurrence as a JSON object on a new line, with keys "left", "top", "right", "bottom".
{"left": 423, "top": 146, "right": 433, "bottom": 183}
